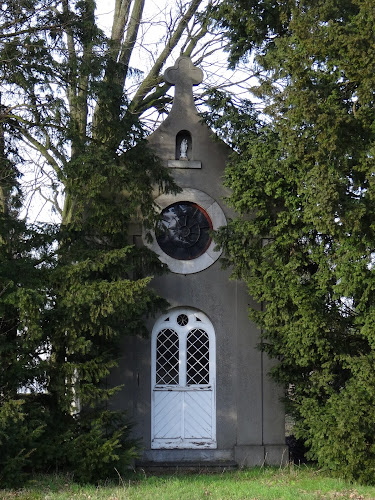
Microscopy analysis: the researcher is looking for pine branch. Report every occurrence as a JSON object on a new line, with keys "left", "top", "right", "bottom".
{"left": 0, "top": 24, "right": 59, "bottom": 39}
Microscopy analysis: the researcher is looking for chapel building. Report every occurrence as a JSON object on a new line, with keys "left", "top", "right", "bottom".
{"left": 111, "top": 56, "right": 287, "bottom": 467}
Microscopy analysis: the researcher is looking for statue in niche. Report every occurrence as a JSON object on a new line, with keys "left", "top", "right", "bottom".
{"left": 180, "top": 138, "right": 188, "bottom": 160}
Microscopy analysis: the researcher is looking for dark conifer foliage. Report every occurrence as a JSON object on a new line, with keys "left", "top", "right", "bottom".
{"left": 213, "top": 0, "right": 375, "bottom": 483}
{"left": 0, "top": 101, "right": 54, "bottom": 485}
{"left": 0, "top": 0, "right": 180, "bottom": 484}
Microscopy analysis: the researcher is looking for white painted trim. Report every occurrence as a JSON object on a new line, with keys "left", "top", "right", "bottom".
{"left": 143, "top": 188, "right": 227, "bottom": 274}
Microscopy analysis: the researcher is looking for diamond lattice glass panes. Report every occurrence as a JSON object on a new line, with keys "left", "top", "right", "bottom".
{"left": 156, "top": 329, "right": 179, "bottom": 385}
{"left": 186, "top": 328, "right": 210, "bottom": 385}
{"left": 152, "top": 310, "right": 216, "bottom": 449}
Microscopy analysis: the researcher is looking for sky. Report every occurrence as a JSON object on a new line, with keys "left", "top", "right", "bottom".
{"left": 22, "top": 0, "right": 253, "bottom": 223}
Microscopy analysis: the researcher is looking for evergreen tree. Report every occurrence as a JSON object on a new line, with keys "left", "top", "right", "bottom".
{"left": 41, "top": 120, "right": 176, "bottom": 482}
{"left": 0, "top": 0, "right": 181, "bottom": 482}
{"left": 0, "top": 98, "right": 54, "bottom": 485}
{"left": 0, "top": 0, "right": 252, "bottom": 483}
{"left": 213, "top": 0, "right": 375, "bottom": 483}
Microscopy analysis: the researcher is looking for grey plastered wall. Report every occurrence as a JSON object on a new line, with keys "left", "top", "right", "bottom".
{"left": 110, "top": 57, "right": 286, "bottom": 464}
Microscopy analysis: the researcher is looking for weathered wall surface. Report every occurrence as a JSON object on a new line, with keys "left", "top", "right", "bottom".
{"left": 110, "top": 57, "right": 286, "bottom": 466}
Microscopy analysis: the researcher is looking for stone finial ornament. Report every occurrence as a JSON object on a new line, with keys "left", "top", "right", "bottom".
{"left": 164, "top": 56, "right": 204, "bottom": 90}
{"left": 164, "top": 56, "right": 203, "bottom": 112}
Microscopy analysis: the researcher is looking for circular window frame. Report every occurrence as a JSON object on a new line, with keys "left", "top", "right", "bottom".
{"left": 144, "top": 188, "right": 226, "bottom": 274}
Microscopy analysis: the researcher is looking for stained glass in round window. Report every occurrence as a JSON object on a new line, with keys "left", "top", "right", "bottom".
{"left": 156, "top": 202, "right": 213, "bottom": 260}
{"left": 177, "top": 314, "right": 189, "bottom": 326}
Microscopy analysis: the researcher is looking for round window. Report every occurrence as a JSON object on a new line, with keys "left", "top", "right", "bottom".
{"left": 143, "top": 188, "right": 227, "bottom": 274}
{"left": 156, "top": 202, "right": 213, "bottom": 260}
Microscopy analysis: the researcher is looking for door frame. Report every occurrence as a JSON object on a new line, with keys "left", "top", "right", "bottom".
{"left": 151, "top": 307, "right": 216, "bottom": 449}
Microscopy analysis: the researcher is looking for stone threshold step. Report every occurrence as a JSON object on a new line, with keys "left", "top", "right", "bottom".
{"left": 135, "top": 461, "right": 238, "bottom": 473}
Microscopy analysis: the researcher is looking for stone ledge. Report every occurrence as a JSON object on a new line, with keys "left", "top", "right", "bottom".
{"left": 141, "top": 448, "right": 233, "bottom": 463}
{"left": 168, "top": 159, "right": 202, "bottom": 169}
{"left": 135, "top": 461, "right": 237, "bottom": 474}
{"left": 234, "top": 445, "right": 265, "bottom": 467}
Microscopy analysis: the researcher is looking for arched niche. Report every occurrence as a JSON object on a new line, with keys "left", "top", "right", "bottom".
{"left": 176, "top": 130, "right": 192, "bottom": 160}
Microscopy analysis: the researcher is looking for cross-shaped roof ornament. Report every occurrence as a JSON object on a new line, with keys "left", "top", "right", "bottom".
{"left": 164, "top": 56, "right": 203, "bottom": 110}
{"left": 164, "top": 56, "right": 203, "bottom": 88}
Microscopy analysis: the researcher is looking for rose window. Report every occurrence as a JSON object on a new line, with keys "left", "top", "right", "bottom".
{"left": 156, "top": 202, "right": 213, "bottom": 260}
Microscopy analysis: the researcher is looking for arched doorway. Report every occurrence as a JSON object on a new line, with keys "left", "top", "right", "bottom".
{"left": 151, "top": 308, "right": 216, "bottom": 449}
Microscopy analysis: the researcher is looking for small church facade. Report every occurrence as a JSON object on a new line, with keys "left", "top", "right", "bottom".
{"left": 111, "top": 57, "right": 287, "bottom": 467}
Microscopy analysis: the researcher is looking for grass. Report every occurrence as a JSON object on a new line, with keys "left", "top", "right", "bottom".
{"left": 1, "top": 466, "right": 375, "bottom": 500}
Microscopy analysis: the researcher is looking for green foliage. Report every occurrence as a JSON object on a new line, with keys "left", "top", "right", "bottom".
{"left": 214, "top": 0, "right": 375, "bottom": 483}
{"left": 1, "top": 157, "right": 52, "bottom": 488}
{"left": 64, "top": 409, "right": 137, "bottom": 484}
{"left": 0, "top": 398, "right": 47, "bottom": 487}
{"left": 0, "top": 122, "right": 170, "bottom": 485}
{"left": 0, "top": 0, "right": 178, "bottom": 485}
{"left": 39, "top": 121, "right": 174, "bottom": 481}
{"left": 0, "top": 145, "right": 53, "bottom": 486}
{"left": 300, "top": 354, "right": 375, "bottom": 484}
{"left": 213, "top": 0, "right": 292, "bottom": 67}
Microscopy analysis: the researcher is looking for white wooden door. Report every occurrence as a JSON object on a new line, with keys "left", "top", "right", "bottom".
{"left": 151, "top": 308, "right": 216, "bottom": 449}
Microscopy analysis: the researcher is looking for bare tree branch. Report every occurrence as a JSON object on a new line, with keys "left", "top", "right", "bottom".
{"left": 129, "top": 0, "right": 203, "bottom": 114}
